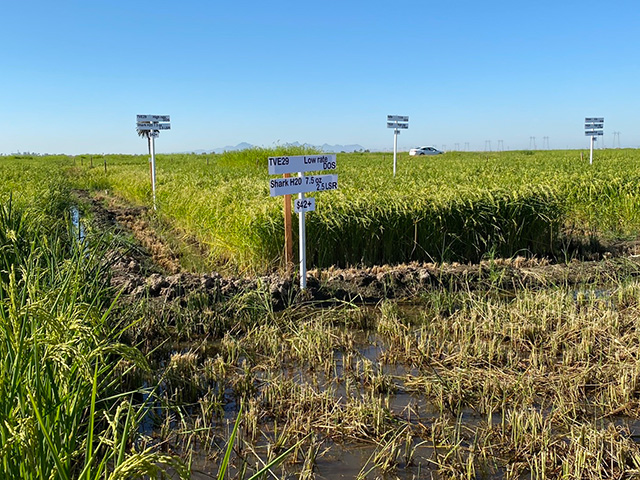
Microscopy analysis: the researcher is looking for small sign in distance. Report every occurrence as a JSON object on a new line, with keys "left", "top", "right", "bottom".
{"left": 137, "top": 123, "right": 171, "bottom": 131}
{"left": 137, "top": 115, "right": 170, "bottom": 122}
{"left": 387, "top": 122, "right": 409, "bottom": 129}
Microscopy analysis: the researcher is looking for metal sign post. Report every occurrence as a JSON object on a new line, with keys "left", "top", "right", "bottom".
{"left": 150, "top": 137, "right": 157, "bottom": 208}
{"left": 387, "top": 115, "right": 409, "bottom": 176}
{"left": 585, "top": 117, "right": 604, "bottom": 165}
{"left": 136, "top": 115, "right": 171, "bottom": 210}
{"left": 267, "top": 154, "right": 338, "bottom": 290}
{"left": 298, "top": 172, "right": 307, "bottom": 290}
{"left": 393, "top": 129, "right": 398, "bottom": 175}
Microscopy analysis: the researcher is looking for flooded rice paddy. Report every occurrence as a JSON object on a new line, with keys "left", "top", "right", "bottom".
{"left": 125, "top": 282, "right": 640, "bottom": 479}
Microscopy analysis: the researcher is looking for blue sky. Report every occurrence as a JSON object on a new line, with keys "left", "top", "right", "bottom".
{"left": 1, "top": 0, "right": 638, "bottom": 154}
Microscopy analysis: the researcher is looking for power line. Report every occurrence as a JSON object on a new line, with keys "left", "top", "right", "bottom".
{"left": 613, "top": 131, "right": 621, "bottom": 148}
{"left": 542, "top": 136, "right": 550, "bottom": 149}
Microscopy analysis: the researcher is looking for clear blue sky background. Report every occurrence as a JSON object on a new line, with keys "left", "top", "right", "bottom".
{"left": 1, "top": 0, "right": 638, "bottom": 154}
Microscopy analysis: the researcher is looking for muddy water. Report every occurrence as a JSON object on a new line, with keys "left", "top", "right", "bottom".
{"left": 156, "top": 321, "right": 447, "bottom": 478}
{"left": 163, "top": 344, "right": 463, "bottom": 477}
{"left": 187, "top": 436, "right": 439, "bottom": 480}
{"left": 150, "top": 296, "right": 640, "bottom": 479}
{"left": 162, "top": 312, "right": 465, "bottom": 477}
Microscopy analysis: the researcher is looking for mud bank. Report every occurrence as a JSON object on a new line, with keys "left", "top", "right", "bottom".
{"left": 79, "top": 191, "right": 640, "bottom": 308}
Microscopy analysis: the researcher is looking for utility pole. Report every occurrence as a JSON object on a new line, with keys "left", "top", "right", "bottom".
{"left": 613, "top": 131, "right": 621, "bottom": 148}
{"left": 542, "top": 136, "right": 550, "bottom": 149}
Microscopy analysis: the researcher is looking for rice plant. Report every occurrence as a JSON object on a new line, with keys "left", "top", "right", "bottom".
{"left": 0, "top": 192, "right": 186, "bottom": 478}
{"left": 62, "top": 148, "right": 640, "bottom": 273}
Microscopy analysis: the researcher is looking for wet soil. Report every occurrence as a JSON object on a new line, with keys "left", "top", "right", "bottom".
{"left": 78, "top": 191, "right": 640, "bottom": 309}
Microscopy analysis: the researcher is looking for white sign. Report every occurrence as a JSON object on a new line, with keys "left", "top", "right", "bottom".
{"left": 585, "top": 131, "right": 604, "bottom": 136}
{"left": 268, "top": 154, "right": 337, "bottom": 175}
{"left": 269, "top": 174, "right": 338, "bottom": 197}
{"left": 294, "top": 197, "right": 316, "bottom": 213}
{"left": 585, "top": 123, "right": 604, "bottom": 129}
{"left": 585, "top": 117, "right": 604, "bottom": 123}
{"left": 137, "top": 123, "right": 171, "bottom": 131}
{"left": 387, "top": 122, "right": 409, "bottom": 129}
{"left": 135, "top": 114, "right": 171, "bottom": 211}
{"left": 387, "top": 115, "right": 409, "bottom": 122}
{"left": 137, "top": 115, "right": 170, "bottom": 122}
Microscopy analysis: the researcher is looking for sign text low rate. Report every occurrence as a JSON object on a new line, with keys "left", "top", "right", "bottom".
{"left": 268, "top": 154, "right": 337, "bottom": 175}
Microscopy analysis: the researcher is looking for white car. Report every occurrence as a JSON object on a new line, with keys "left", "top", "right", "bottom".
{"left": 409, "top": 146, "right": 443, "bottom": 156}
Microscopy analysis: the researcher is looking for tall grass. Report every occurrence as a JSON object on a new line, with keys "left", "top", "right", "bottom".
{"left": 63, "top": 148, "right": 640, "bottom": 271}
{"left": 0, "top": 194, "right": 186, "bottom": 478}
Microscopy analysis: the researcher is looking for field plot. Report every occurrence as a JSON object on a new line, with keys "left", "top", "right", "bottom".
{"left": 3, "top": 150, "right": 640, "bottom": 478}
{"left": 69, "top": 148, "right": 640, "bottom": 272}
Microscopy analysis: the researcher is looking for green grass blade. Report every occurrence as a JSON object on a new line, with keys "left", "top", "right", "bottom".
{"left": 246, "top": 434, "right": 310, "bottom": 480}
{"left": 28, "top": 391, "right": 71, "bottom": 480}
{"left": 216, "top": 402, "right": 243, "bottom": 480}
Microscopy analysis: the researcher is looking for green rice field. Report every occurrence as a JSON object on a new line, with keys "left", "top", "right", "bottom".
{"left": 62, "top": 148, "right": 640, "bottom": 272}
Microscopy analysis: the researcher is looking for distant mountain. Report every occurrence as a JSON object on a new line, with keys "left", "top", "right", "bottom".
{"left": 190, "top": 142, "right": 254, "bottom": 154}
{"left": 188, "top": 141, "right": 366, "bottom": 154}
{"left": 319, "top": 143, "right": 365, "bottom": 153}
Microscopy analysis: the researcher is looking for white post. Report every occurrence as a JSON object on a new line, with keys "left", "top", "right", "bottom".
{"left": 393, "top": 129, "right": 398, "bottom": 176}
{"left": 589, "top": 135, "right": 594, "bottom": 165}
{"left": 298, "top": 172, "right": 307, "bottom": 290}
{"left": 150, "top": 135, "right": 157, "bottom": 210}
